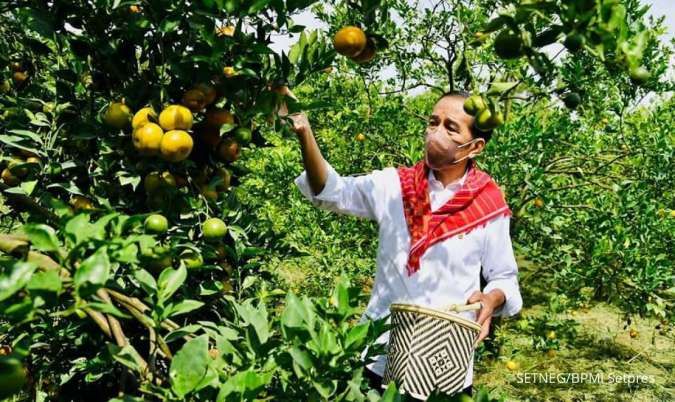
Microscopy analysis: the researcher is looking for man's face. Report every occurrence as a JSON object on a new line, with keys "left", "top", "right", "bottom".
{"left": 427, "top": 95, "right": 475, "bottom": 145}
{"left": 424, "top": 96, "right": 483, "bottom": 169}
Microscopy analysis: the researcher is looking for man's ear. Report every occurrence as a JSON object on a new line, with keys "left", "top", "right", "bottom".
{"left": 469, "top": 138, "right": 486, "bottom": 158}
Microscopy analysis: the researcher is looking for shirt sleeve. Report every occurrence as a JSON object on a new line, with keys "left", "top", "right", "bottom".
{"left": 293, "top": 158, "right": 385, "bottom": 221}
{"left": 480, "top": 214, "right": 523, "bottom": 318}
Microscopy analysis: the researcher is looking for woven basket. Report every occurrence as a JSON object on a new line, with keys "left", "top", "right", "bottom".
{"left": 381, "top": 302, "right": 482, "bottom": 399}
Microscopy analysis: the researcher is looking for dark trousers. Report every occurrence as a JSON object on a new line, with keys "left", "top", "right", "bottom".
{"left": 364, "top": 366, "right": 472, "bottom": 400}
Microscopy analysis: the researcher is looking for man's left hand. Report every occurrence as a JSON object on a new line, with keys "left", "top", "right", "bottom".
{"left": 467, "top": 289, "right": 505, "bottom": 345}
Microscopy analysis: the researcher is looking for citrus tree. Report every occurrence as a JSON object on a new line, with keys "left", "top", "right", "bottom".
{"left": 0, "top": 0, "right": 672, "bottom": 400}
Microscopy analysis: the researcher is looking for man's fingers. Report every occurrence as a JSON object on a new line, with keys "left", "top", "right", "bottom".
{"left": 467, "top": 290, "right": 482, "bottom": 304}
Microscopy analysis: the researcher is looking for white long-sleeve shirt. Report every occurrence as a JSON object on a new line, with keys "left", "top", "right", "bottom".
{"left": 294, "top": 159, "right": 523, "bottom": 389}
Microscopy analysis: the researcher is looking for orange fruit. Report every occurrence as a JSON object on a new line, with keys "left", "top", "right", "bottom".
{"left": 132, "top": 107, "right": 157, "bottom": 129}
{"left": 132, "top": 122, "right": 164, "bottom": 155}
{"left": 202, "top": 217, "right": 227, "bottom": 239}
{"left": 12, "top": 71, "right": 28, "bottom": 85}
{"left": 546, "top": 330, "right": 556, "bottom": 340}
{"left": 194, "top": 83, "right": 217, "bottom": 105}
{"left": 206, "top": 108, "right": 235, "bottom": 127}
{"left": 160, "top": 130, "right": 193, "bottom": 162}
{"left": 534, "top": 197, "right": 544, "bottom": 208}
{"left": 223, "top": 66, "right": 236, "bottom": 78}
{"left": 333, "top": 26, "right": 367, "bottom": 57}
{"left": 145, "top": 214, "right": 169, "bottom": 234}
{"left": 199, "top": 184, "right": 218, "bottom": 202}
{"left": 70, "top": 195, "right": 95, "bottom": 211}
{"left": 196, "top": 124, "right": 221, "bottom": 149}
{"left": 158, "top": 105, "right": 193, "bottom": 131}
{"left": 1, "top": 168, "right": 19, "bottom": 186}
{"left": 181, "top": 89, "right": 207, "bottom": 112}
{"left": 216, "top": 25, "right": 235, "bottom": 37}
{"left": 214, "top": 167, "right": 231, "bottom": 191}
{"left": 505, "top": 360, "right": 518, "bottom": 371}
{"left": 351, "top": 37, "right": 376, "bottom": 64}
{"left": 217, "top": 138, "right": 240, "bottom": 163}
{"left": 355, "top": 133, "right": 366, "bottom": 142}
{"left": 129, "top": 4, "right": 141, "bottom": 13}
{"left": 144, "top": 171, "right": 176, "bottom": 194}
{"left": 629, "top": 329, "right": 639, "bottom": 338}
{"left": 104, "top": 102, "right": 132, "bottom": 129}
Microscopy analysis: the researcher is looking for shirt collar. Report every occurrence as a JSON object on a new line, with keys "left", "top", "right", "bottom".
{"left": 428, "top": 166, "right": 469, "bottom": 191}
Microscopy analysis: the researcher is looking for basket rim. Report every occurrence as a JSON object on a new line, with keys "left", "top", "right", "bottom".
{"left": 389, "top": 303, "right": 482, "bottom": 332}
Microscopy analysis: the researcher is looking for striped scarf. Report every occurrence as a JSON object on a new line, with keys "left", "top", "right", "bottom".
{"left": 397, "top": 158, "right": 512, "bottom": 276}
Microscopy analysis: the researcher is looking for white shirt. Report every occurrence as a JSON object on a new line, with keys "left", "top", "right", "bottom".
{"left": 294, "top": 158, "right": 523, "bottom": 389}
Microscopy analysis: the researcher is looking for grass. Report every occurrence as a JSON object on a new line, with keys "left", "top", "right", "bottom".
{"left": 474, "top": 256, "right": 674, "bottom": 402}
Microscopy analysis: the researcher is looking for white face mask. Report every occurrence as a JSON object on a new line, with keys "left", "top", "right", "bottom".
{"left": 424, "top": 126, "right": 480, "bottom": 169}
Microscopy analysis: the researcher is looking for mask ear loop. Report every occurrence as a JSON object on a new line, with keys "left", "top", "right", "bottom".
{"left": 451, "top": 138, "right": 482, "bottom": 164}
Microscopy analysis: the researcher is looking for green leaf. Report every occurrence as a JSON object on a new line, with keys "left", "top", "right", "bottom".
{"left": 167, "top": 299, "right": 205, "bottom": 317}
{"left": 108, "top": 344, "right": 146, "bottom": 375}
{"left": 158, "top": 265, "right": 187, "bottom": 303}
{"left": 23, "top": 223, "right": 60, "bottom": 253}
{"left": 344, "top": 321, "right": 370, "bottom": 350}
{"left": 234, "top": 300, "right": 270, "bottom": 344}
{"left": 379, "top": 381, "right": 401, "bottom": 402}
{"left": 134, "top": 269, "right": 157, "bottom": 295}
{"left": 74, "top": 247, "right": 110, "bottom": 295}
{"left": 26, "top": 270, "right": 62, "bottom": 293}
{"left": 64, "top": 213, "right": 93, "bottom": 246}
{"left": 170, "top": 334, "right": 209, "bottom": 397}
{"left": 0, "top": 261, "right": 37, "bottom": 301}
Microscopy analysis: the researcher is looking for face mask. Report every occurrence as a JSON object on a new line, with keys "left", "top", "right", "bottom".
{"left": 424, "top": 125, "right": 480, "bottom": 169}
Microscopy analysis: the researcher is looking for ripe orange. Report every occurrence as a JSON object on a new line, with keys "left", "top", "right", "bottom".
{"left": 505, "top": 360, "right": 518, "bottom": 371}
{"left": 129, "top": 4, "right": 141, "bottom": 13}
{"left": 534, "top": 197, "right": 544, "bottom": 208}
{"left": 181, "top": 89, "right": 207, "bottom": 112}
{"left": 217, "top": 138, "right": 240, "bottom": 163}
{"left": 206, "top": 108, "right": 235, "bottom": 127}
{"left": 70, "top": 195, "right": 95, "bottom": 211}
{"left": 333, "top": 26, "right": 367, "bottom": 57}
{"left": 132, "top": 122, "right": 164, "bottom": 155}
{"left": 1, "top": 168, "right": 19, "bottom": 186}
{"left": 12, "top": 71, "right": 28, "bottom": 85}
{"left": 104, "top": 102, "right": 132, "bottom": 129}
{"left": 160, "top": 130, "right": 193, "bottom": 162}
{"left": 202, "top": 217, "right": 228, "bottom": 239}
{"left": 10, "top": 62, "right": 22, "bottom": 72}
{"left": 159, "top": 105, "right": 193, "bottom": 131}
{"left": 351, "top": 37, "right": 376, "bottom": 64}
{"left": 194, "top": 83, "right": 217, "bottom": 105}
{"left": 216, "top": 25, "right": 235, "bottom": 37}
{"left": 223, "top": 66, "right": 236, "bottom": 78}
{"left": 355, "top": 133, "right": 366, "bottom": 141}
{"left": 145, "top": 214, "right": 169, "bottom": 234}
{"left": 546, "top": 330, "right": 556, "bottom": 340}
{"left": 629, "top": 329, "right": 639, "bottom": 338}
{"left": 132, "top": 106, "right": 157, "bottom": 129}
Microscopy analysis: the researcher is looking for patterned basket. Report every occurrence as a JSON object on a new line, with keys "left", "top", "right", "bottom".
{"left": 381, "top": 302, "right": 482, "bottom": 399}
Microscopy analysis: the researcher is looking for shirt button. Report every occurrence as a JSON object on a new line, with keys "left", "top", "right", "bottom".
{"left": 458, "top": 233, "right": 464, "bottom": 239}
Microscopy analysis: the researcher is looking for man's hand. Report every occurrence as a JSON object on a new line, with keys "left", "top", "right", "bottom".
{"left": 275, "top": 85, "right": 312, "bottom": 137}
{"left": 467, "top": 289, "right": 506, "bottom": 345}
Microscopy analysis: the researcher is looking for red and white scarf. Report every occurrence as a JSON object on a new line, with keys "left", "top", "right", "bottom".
{"left": 397, "top": 158, "right": 512, "bottom": 276}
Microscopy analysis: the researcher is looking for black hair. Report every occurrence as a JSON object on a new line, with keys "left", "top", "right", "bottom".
{"left": 436, "top": 90, "right": 493, "bottom": 144}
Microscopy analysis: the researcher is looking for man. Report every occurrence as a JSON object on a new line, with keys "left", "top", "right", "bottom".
{"left": 282, "top": 88, "right": 523, "bottom": 399}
